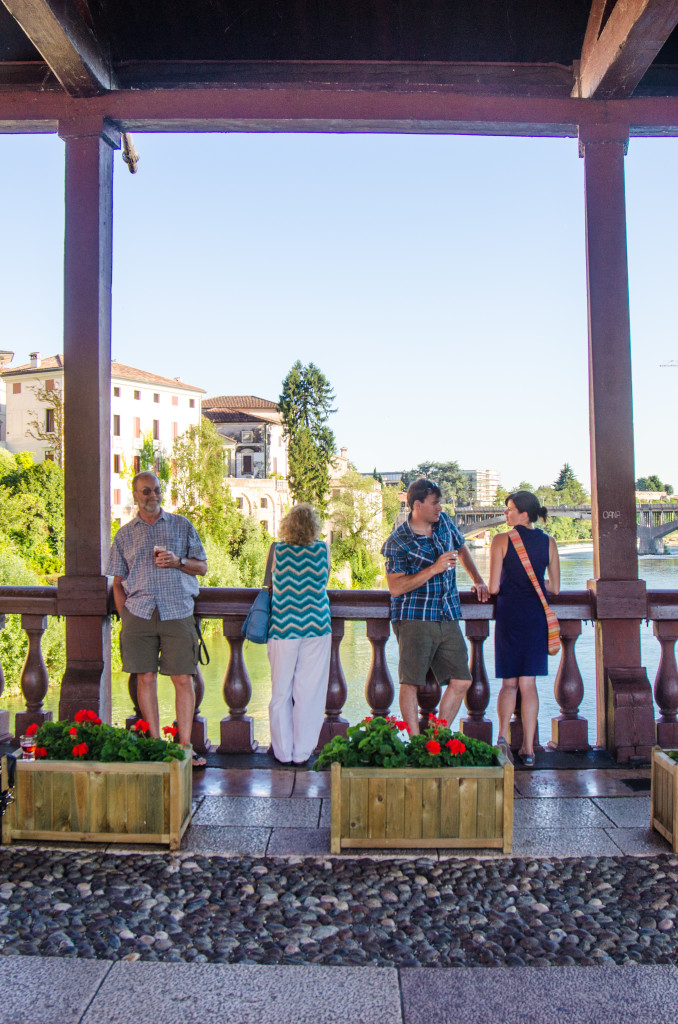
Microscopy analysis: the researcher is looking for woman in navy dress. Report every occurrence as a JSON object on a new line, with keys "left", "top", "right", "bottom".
{"left": 489, "top": 490, "right": 560, "bottom": 766}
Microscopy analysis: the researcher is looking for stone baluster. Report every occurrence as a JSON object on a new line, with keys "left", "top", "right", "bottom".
{"left": 551, "top": 620, "right": 589, "bottom": 750}
{"left": 0, "top": 614, "right": 10, "bottom": 743}
{"left": 317, "top": 618, "right": 349, "bottom": 748}
{"left": 365, "top": 619, "right": 394, "bottom": 717}
{"left": 191, "top": 664, "right": 210, "bottom": 754}
{"left": 14, "top": 614, "right": 53, "bottom": 740}
{"left": 653, "top": 620, "right": 678, "bottom": 747}
{"left": 417, "top": 669, "right": 441, "bottom": 733}
{"left": 125, "top": 673, "right": 142, "bottom": 729}
{"left": 461, "top": 619, "right": 492, "bottom": 743}
{"left": 218, "top": 616, "right": 255, "bottom": 752}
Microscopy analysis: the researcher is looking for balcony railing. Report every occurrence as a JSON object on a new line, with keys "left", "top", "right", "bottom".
{"left": 1, "top": 585, "right": 678, "bottom": 756}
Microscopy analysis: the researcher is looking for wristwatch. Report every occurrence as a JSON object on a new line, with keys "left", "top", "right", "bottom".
{"left": 180, "top": 557, "right": 188, "bottom": 567}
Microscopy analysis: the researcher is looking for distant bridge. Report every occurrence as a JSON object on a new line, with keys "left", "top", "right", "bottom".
{"left": 453, "top": 505, "right": 678, "bottom": 555}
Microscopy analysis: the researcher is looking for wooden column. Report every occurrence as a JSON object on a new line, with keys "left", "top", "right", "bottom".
{"left": 57, "top": 118, "right": 119, "bottom": 724}
{"left": 580, "top": 123, "right": 654, "bottom": 762}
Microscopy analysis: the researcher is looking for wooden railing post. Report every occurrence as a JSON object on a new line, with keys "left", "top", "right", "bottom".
{"left": 0, "top": 614, "right": 10, "bottom": 743}
{"left": 317, "top": 618, "right": 349, "bottom": 748}
{"left": 653, "top": 620, "right": 678, "bottom": 747}
{"left": 365, "top": 618, "right": 394, "bottom": 717}
{"left": 191, "top": 664, "right": 210, "bottom": 754}
{"left": 417, "top": 669, "right": 441, "bottom": 732}
{"left": 461, "top": 619, "right": 492, "bottom": 743}
{"left": 125, "top": 673, "right": 142, "bottom": 729}
{"left": 14, "top": 614, "right": 53, "bottom": 739}
{"left": 551, "top": 619, "right": 590, "bottom": 751}
{"left": 218, "top": 616, "right": 255, "bottom": 752}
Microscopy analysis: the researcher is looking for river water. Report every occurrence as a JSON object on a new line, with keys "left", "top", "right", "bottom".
{"left": 3, "top": 547, "right": 678, "bottom": 746}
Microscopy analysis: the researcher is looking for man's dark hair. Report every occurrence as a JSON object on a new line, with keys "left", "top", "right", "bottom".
{"left": 407, "top": 478, "right": 441, "bottom": 509}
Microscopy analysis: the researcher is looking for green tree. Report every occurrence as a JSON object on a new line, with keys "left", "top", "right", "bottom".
{"left": 636, "top": 474, "right": 673, "bottom": 495}
{"left": 171, "top": 420, "right": 243, "bottom": 548}
{"left": 279, "top": 361, "right": 336, "bottom": 514}
{"left": 0, "top": 453, "right": 64, "bottom": 576}
{"left": 552, "top": 464, "right": 589, "bottom": 504}
{"left": 402, "top": 461, "right": 471, "bottom": 506}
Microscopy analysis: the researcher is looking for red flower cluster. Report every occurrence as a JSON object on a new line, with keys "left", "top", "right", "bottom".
{"left": 69, "top": 727, "right": 78, "bottom": 736}
{"left": 446, "top": 738, "right": 466, "bottom": 756}
{"left": 34, "top": 747, "right": 47, "bottom": 758}
{"left": 133, "top": 720, "right": 150, "bottom": 733}
{"left": 72, "top": 742, "right": 89, "bottom": 757}
{"left": 74, "top": 709, "right": 102, "bottom": 725}
{"left": 26, "top": 723, "right": 38, "bottom": 737}
{"left": 425, "top": 740, "right": 441, "bottom": 755}
{"left": 386, "top": 716, "right": 411, "bottom": 733}
{"left": 162, "top": 725, "right": 178, "bottom": 739}
{"left": 428, "top": 715, "right": 449, "bottom": 727}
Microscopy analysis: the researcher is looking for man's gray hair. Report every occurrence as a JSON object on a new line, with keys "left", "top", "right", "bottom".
{"left": 132, "top": 471, "right": 161, "bottom": 491}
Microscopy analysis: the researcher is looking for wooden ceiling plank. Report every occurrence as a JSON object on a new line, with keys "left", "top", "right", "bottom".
{"left": 0, "top": 0, "right": 115, "bottom": 96}
{"left": 577, "top": 0, "right": 678, "bottom": 99}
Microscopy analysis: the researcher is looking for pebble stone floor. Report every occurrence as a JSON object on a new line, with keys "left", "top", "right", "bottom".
{"left": 2, "top": 765, "right": 678, "bottom": 1023}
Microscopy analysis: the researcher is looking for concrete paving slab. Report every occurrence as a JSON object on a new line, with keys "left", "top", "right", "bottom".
{"left": 0, "top": 954, "right": 111, "bottom": 1024}
{"left": 82, "top": 962, "right": 402, "bottom": 1024}
{"left": 294, "top": 771, "right": 331, "bottom": 798}
{"left": 192, "top": 795, "right": 321, "bottom": 827}
{"left": 512, "top": 827, "right": 622, "bottom": 857}
{"left": 400, "top": 964, "right": 678, "bottom": 1024}
{"left": 514, "top": 797, "right": 614, "bottom": 828}
{"left": 319, "top": 798, "right": 331, "bottom": 827}
{"left": 605, "top": 826, "right": 673, "bottom": 855}
{"left": 181, "top": 824, "right": 270, "bottom": 855}
{"left": 267, "top": 827, "right": 331, "bottom": 855}
{"left": 515, "top": 769, "right": 650, "bottom": 799}
{"left": 192, "top": 768, "right": 295, "bottom": 798}
{"left": 593, "top": 796, "right": 651, "bottom": 827}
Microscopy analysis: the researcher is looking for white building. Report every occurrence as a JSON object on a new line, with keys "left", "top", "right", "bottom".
{"left": 1, "top": 352, "right": 204, "bottom": 522}
{"left": 0, "top": 350, "right": 13, "bottom": 445}
{"left": 202, "top": 395, "right": 291, "bottom": 536}
{"left": 461, "top": 468, "right": 501, "bottom": 506}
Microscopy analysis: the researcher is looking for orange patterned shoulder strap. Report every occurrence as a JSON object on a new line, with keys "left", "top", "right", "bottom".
{"left": 508, "top": 529, "right": 561, "bottom": 656}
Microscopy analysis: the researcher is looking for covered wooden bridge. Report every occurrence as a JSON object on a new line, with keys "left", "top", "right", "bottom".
{"left": 2, "top": 0, "right": 678, "bottom": 762}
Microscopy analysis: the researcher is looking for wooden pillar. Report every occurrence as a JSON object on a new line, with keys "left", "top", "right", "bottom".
{"left": 580, "top": 124, "right": 654, "bottom": 762}
{"left": 57, "top": 118, "right": 119, "bottom": 724}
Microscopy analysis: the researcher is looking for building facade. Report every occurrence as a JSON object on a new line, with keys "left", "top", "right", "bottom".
{"left": 1, "top": 353, "right": 204, "bottom": 522}
{"left": 462, "top": 468, "right": 501, "bottom": 506}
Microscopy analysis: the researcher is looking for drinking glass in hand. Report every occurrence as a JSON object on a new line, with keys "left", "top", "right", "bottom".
{"left": 20, "top": 734, "right": 36, "bottom": 760}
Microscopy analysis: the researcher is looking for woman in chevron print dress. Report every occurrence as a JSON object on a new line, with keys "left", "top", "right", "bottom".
{"left": 267, "top": 503, "right": 332, "bottom": 765}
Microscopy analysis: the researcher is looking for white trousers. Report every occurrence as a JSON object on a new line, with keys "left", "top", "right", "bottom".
{"left": 267, "top": 635, "right": 332, "bottom": 763}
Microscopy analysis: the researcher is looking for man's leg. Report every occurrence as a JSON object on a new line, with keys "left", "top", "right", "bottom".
{"left": 136, "top": 673, "right": 161, "bottom": 737}
{"left": 439, "top": 678, "right": 471, "bottom": 729}
{"left": 399, "top": 684, "right": 421, "bottom": 735}
{"left": 169, "top": 674, "right": 196, "bottom": 746}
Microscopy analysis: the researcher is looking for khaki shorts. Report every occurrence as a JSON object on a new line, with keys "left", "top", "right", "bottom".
{"left": 392, "top": 619, "right": 471, "bottom": 687}
{"left": 120, "top": 606, "right": 199, "bottom": 676}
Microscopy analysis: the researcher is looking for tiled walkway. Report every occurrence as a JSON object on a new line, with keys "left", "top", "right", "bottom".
{"left": 181, "top": 764, "right": 665, "bottom": 859}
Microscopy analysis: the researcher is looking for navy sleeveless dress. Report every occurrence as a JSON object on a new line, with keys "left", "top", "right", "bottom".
{"left": 495, "top": 524, "right": 550, "bottom": 678}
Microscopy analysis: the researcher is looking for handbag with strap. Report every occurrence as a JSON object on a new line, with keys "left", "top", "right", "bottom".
{"left": 242, "top": 543, "right": 276, "bottom": 644}
{"left": 508, "top": 529, "right": 561, "bottom": 656}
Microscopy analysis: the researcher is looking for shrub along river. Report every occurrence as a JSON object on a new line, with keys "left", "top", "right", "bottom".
{"left": 3, "top": 547, "right": 678, "bottom": 747}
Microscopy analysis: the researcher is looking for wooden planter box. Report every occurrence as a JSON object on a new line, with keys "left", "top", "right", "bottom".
{"left": 330, "top": 754, "right": 513, "bottom": 854}
{"left": 651, "top": 745, "right": 678, "bottom": 853}
{"left": 1, "top": 755, "right": 192, "bottom": 851}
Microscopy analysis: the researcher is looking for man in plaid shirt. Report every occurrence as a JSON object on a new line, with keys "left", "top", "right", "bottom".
{"left": 382, "top": 478, "right": 489, "bottom": 734}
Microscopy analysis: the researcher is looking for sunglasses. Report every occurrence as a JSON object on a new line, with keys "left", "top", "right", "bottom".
{"left": 137, "top": 487, "right": 162, "bottom": 496}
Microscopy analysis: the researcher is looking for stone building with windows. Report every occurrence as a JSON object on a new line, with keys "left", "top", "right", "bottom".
{"left": 1, "top": 352, "right": 204, "bottom": 522}
{"left": 202, "top": 395, "right": 291, "bottom": 536}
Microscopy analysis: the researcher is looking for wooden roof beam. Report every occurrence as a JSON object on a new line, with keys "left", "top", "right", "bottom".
{"left": 575, "top": 0, "right": 678, "bottom": 99}
{"left": 0, "top": 0, "right": 116, "bottom": 96}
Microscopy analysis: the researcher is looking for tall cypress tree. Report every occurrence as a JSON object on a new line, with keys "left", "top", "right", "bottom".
{"left": 279, "top": 361, "right": 336, "bottom": 514}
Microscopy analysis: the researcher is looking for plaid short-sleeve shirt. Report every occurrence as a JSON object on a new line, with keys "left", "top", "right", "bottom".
{"left": 106, "top": 509, "right": 207, "bottom": 620}
{"left": 381, "top": 511, "right": 465, "bottom": 621}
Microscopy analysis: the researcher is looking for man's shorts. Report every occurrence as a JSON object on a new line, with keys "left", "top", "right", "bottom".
{"left": 392, "top": 619, "right": 471, "bottom": 687}
{"left": 120, "top": 607, "right": 199, "bottom": 676}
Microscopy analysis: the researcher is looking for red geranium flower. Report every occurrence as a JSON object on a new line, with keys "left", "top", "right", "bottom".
{"left": 72, "top": 742, "right": 89, "bottom": 757}
{"left": 446, "top": 738, "right": 466, "bottom": 756}
{"left": 69, "top": 727, "right": 78, "bottom": 736}
{"left": 74, "top": 709, "right": 102, "bottom": 725}
{"left": 26, "top": 723, "right": 38, "bottom": 737}
{"left": 394, "top": 719, "right": 410, "bottom": 732}
{"left": 34, "top": 747, "right": 47, "bottom": 758}
{"left": 425, "top": 740, "right": 441, "bottom": 755}
{"left": 428, "top": 714, "right": 449, "bottom": 727}
{"left": 162, "top": 725, "right": 178, "bottom": 739}
{"left": 133, "top": 720, "right": 150, "bottom": 733}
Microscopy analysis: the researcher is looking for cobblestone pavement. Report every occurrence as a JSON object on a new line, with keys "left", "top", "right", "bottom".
{"left": 2, "top": 847, "right": 678, "bottom": 968}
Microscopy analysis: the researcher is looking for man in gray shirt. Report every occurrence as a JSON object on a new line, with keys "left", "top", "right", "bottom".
{"left": 107, "top": 472, "right": 208, "bottom": 767}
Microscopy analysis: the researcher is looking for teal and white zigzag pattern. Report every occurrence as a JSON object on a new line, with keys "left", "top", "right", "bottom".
{"left": 268, "top": 541, "right": 331, "bottom": 639}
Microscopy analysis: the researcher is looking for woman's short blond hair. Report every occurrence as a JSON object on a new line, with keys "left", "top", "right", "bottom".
{"left": 278, "top": 503, "right": 322, "bottom": 546}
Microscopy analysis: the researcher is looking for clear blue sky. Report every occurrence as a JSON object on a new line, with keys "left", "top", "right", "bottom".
{"left": 1, "top": 130, "right": 676, "bottom": 492}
